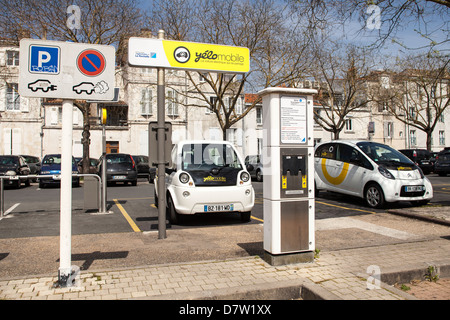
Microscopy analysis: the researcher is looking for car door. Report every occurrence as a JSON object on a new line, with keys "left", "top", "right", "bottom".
{"left": 314, "top": 142, "right": 341, "bottom": 192}
{"left": 335, "top": 144, "right": 372, "bottom": 196}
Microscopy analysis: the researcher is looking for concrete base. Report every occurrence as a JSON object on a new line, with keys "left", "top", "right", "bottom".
{"left": 263, "top": 250, "right": 314, "bottom": 266}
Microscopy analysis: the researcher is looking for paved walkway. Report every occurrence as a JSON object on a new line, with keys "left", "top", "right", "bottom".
{"left": 1, "top": 237, "right": 449, "bottom": 300}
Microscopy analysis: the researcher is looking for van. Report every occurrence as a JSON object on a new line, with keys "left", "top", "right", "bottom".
{"left": 155, "top": 140, "right": 255, "bottom": 224}
{"left": 314, "top": 141, "right": 433, "bottom": 208}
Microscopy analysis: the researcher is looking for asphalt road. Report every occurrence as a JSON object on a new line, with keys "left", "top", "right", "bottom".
{"left": 0, "top": 174, "right": 449, "bottom": 241}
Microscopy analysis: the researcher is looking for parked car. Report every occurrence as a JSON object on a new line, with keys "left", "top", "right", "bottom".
{"left": 434, "top": 149, "right": 450, "bottom": 176}
{"left": 155, "top": 140, "right": 254, "bottom": 224}
{"left": 39, "top": 154, "right": 80, "bottom": 188}
{"left": 21, "top": 155, "right": 41, "bottom": 181}
{"left": 131, "top": 155, "right": 150, "bottom": 179}
{"left": 77, "top": 158, "right": 99, "bottom": 174}
{"left": 245, "top": 155, "right": 263, "bottom": 182}
{"left": 430, "top": 152, "right": 439, "bottom": 173}
{"left": 399, "top": 149, "right": 433, "bottom": 174}
{"left": 0, "top": 155, "right": 31, "bottom": 188}
{"left": 315, "top": 140, "right": 433, "bottom": 208}
{"left": 97, "top": 153, "right": 137, "bottom": 186}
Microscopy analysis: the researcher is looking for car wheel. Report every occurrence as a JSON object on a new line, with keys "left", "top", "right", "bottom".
{"left": 131, "top": 180, "right": 137, "bottom": 186}
{"left": 240, "top": 211, "right": 251, "bottom": 222}
{"left": 365, "top": 183, "right": 385, "bottom": 209}
{"left": 39, "top": 181, "right": 46, "bottom": 188}
{"left": 167, "top": 194, "right": 179, "bottom": 225}
{"left": 256, "top": 170, "right": 263, "bottom": 182}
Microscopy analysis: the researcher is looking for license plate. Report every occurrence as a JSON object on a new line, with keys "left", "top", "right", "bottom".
{"left": 112, "top": 175, "right": 126, "bottom": 180}
{"left": 405, "top": 186, "right": 424, "bottom": 192}
{"left": 204, "top": 204, "right": 234, "bottom": 212}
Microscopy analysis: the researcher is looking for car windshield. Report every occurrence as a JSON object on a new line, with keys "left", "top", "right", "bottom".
{"left": 0, "top": 156, "right": 18, "bottom": 165}
{"left": 43, "top": 155, "right": 76, "bottom": 165}
{"left": 357, "top": 142, "right": 413, "bottom": 165}
{"left": 181, "top": 143, "right": 243, "bottom": 171}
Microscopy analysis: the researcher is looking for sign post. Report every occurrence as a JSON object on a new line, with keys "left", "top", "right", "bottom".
{"left": 129, "top": 32, "right": 250, "bottom": 238}
{"left": 19, "top": 39, "right": 115, "bottom": 287}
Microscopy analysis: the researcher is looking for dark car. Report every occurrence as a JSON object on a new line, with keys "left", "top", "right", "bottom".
{"left": 21, "top": 155, "right": 41, "bottom": 181}
{"left": 131, "top": 155, "right": 150, "bottom": 179}
{"left": 0, "top": 155, "right": 31, "bottom": 188}
{"left": 434, "top": 150, "right": 450, "bottom": 176}
{"left": 245, "top": 155, "right": 263, "bottom": 182}
{"left": 77, "top": 158, "right": 99, "bottom": 174}
{"left": 98, "top": 153, "right": 137, "bottom": 186}
{"left": 39, "top": 154, "right": 80, "bottom": 188}
{"left": 399, "top": 149, "right": 433, "bottom": 174}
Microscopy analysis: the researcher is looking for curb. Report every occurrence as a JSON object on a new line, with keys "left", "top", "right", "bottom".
{"left": 387, "top": 209, "right": 450, "bottom": 227}
{"left": 134, "top": 278, "right": 342, "bottom": 300}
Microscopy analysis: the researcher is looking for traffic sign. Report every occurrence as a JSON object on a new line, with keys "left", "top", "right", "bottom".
{"left": 29, "top": 45, "right": 60, "bottom": 74}
{"left": 77, "top": 49, "right": 106, "bottom": 76}
{"left": 19, "top": 39, "right": 115, "bottom": 100}
{"left": 128, "top": 37, "right": 250, "bottom": 73}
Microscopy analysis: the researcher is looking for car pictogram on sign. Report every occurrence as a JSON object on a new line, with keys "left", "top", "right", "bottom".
{"left": 28, "top": 79, "right": 57, "bottom": 92}
{"left": 73, "top": 82, "right": 95, "bottom": 94}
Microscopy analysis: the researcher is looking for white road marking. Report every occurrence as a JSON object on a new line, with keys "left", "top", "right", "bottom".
{"left": 1, "top": 203, "right": 21, "bottom": 218}
{"left": 316, "top": 217, "right": 417, "bottom": 240}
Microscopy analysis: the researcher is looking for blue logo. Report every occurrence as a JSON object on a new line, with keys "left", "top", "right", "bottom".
{"left": 29, "top": 45, "right": 60, "bottom": 74}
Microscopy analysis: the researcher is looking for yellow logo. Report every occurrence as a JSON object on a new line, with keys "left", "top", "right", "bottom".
{"left": 321, "top": 158, "right": 349, "bottom": 185}
{"left": 203, "top": 176, "right": 226, "bottom": 182}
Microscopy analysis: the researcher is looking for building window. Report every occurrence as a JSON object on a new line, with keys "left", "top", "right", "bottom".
{"left": 256, "top": 107, "right": 262, "bottom": 125}
{"left": 6, "top": 83, "right": 20, "bottom": 111}
{"left": 345, "top": 118, "right": 353, "bottom": 132}
{"left": 207, "top": 96, "right": 217, "bottom": 114}
{"left": 439, "top": 131, "right": 445, "bottom": 145}
{"left": 7, "top": 51, "right": 19, "bottom": 66}
{"left": 141, "top": 88, "right": 152, "bottom": 115}
{"left": 384, "top": 122, "right": 394, "bottom": 138}
{"left": 167, "top": 89, "right": 178, "bottom": 117}
{"left": 410, "top": 130, "right": 417, "bottom": 146}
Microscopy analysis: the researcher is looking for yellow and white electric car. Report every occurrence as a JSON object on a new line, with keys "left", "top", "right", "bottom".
{"left": 155, "top": 140, "right": 255, "bottom": 224}
{"left": 314, "top": 140, "right": 433, "bottom": 208}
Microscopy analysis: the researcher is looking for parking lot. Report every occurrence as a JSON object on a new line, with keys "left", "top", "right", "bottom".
{"left": 0, "top": 174, "right": 449, "bottom": 241}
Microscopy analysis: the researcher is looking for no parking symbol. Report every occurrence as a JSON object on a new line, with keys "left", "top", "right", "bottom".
{"left": 77, "top": 49, "right": 106, "bottom": 76}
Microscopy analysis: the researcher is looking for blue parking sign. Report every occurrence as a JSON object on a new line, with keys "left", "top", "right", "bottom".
{"left": 29, "top": 45, "right": 60, "bottom": 74}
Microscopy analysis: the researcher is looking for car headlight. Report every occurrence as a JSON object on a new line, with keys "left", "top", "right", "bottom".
{"left": 5, "top": 171, "right": 16, "bottom": 176}
{"left": 240, "top": 171, "right": 250, "bottom": 183}
{"left": 378, "top": 166, "right": 395, "bottom": 180}
{"left": 179, "top": 172, "right": 190, "bottom": 184}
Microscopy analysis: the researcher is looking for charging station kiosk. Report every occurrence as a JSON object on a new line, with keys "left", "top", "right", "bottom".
{"left": 259, "top": 87, "right": 317, "bottom": 266}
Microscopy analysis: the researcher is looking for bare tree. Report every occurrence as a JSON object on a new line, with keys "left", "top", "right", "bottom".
{"left": 0, "top": 0, "right": 143, "bottom": 172}
{"left": 147, "top": 0, "right": 313, "bottom": 139}
{"left": 312, "top": 41, "right": 375, "bottom": 139}
{"left": 380, "top": 53, "right": 450, "bottom": 150}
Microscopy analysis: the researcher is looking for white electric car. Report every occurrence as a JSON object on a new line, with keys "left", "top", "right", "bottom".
{"left": 155, "top": 140, "right": 255, "bottom": 224}
{"left": 314, "top": 140, "right": 433, "bottom": 208}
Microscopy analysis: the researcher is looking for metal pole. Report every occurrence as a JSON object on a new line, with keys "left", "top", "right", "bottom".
{"left": 0, "top": 179, "right": 4, "bottom": 218}
{"left": 59, "top": 99, "right": 74, "bottom": 286}
{"left": 102, "top": 123, "right": 107, "bottom": 213}
{"left": 157, "top": 29, "right": 167, "bottom": 239}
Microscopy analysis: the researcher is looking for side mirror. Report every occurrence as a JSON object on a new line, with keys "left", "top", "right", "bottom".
{"left": 246, "top": 164, "right": 254, "bottom": 172}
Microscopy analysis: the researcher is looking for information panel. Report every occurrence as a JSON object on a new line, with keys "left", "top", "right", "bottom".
{"left": 280, "top": 96, "right": 307, "bottom": 144}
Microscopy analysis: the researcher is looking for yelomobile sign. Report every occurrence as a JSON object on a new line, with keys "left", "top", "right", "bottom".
{"left": 128, "top": 37, "right": 250, "bottom": 73}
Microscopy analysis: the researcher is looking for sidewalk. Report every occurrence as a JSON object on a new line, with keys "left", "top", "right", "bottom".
{"left": 1, "top": 207, "right": 449, "bottom": 300}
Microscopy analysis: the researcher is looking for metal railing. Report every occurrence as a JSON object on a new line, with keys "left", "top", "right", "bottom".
{"left": 0, "top": 174, "right": 104, "bottom": 217}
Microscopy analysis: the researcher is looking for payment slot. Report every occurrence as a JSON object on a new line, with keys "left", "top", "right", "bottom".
{"left": 280, "top": 149, "right": 308, "bottom": 198}
{"left": 258, "top": 87, "right": 317, "bottom": 266}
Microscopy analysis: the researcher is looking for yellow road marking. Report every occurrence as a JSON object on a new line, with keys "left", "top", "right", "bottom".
{"left": 251, "top": 215, "right": 264, "bottom": 223}
{"left": 315, "top": 200, "right": 376, "bottom": 214}
{"left": 113, "top": 199, "right": 141, "bottom": 232}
